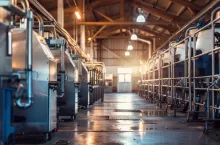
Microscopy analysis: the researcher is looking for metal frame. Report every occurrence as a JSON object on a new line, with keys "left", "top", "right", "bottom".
{"left": 138, "top": 7, "right": 220, "bottom": 132}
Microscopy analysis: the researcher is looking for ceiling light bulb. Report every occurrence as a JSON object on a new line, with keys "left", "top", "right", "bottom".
{"left": 125, "top": 51, "right": 130, "bottom": 56}
{"left": 75, "top": 11, "right": 81, "bottom": 19}
{"left": 127, "top": 44, "right": 133, "bottom": 50}
{"left": 136, "top": 13, "right": 146, "bottom": 23}
{"left": 131, "top": 33, "right": 138, "bottom": 40}
{"left": 88, "top": 37, "right": 92, "bottom": 41}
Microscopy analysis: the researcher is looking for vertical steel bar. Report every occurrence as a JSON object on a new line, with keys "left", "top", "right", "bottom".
{"left": 193, "top": 35, "right": 196, "bottom": 111}
{"left": 211, "top": 23, "right": 215, "bottom": 120}
{"left": 26, "top": 10, "right": 33, "bottom": 106}
{"left": 60, "top": 42, "right": 65, "bottom": 95}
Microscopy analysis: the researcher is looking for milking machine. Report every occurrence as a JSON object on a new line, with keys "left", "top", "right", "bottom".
{"left": 0, "top": 20, "right": 15, "bottom": 145}
{"left": 85, "top": 62, "right": 105, "bottom": 105}
{"left": 0, "top": 0, "right": 89, "bottom": 143}
{"left": 48, "top": 39, "right": 79, "bottom": 120}
{"left": 79, "top": 62, "right": 90, "bottom": 109}
{"left": 12, "top": 20, "right": 58, "bottom": 140}
{"left": 0, "top": 1, "right": 38, "bottom": 143}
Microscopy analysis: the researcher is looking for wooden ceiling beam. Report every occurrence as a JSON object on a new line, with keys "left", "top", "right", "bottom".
{"left": 168, "top": 0, "right": 201, "bottom": 11}
{"left": 177, "top": 6, "right": 186, "bottom": 16}
{"left": 156, "top": 24, "right": 178, "bottom": 33}
{"left": 91, "top": 8, "right": 113, "bottom": 22}
{"left": 135, "top": 25, "right": 170, "bottom": 36}
{"left": 120, "top": 0, "right": 125, "bottom": 21}
{"left": 91, "top": 25, "right": 107, "bottom": 39}
{"left": 187, "top": 7, "right": 196, "bottom": 17}
{"left": 88, "top": 0, "right": 120, "bottom": 8}
{"left": 165, "top": 1, "right": 173, "bottom": 11}
{"left": 95, "top": 35, "right": 158, "bottom": 39}
{"left": 75, "top": 21, "right": 171, "bottom": 26}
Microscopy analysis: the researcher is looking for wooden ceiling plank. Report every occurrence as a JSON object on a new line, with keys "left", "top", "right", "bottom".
{"left": 177, "top": 6, "right": 186, "bottom": 16}
{"left": 91, "top": 8, "right": 113, "bottom": 22}
{"left": 75, "top": 21, "right": 171, "bottom": 26}
{"left": 187, "top": 7, "right": 195, "bottom": 17}
{"left": 165, "top": 1, "right": 173, "bottom": 11}
{"left": 95, "top": 36, "right": 158, "bottom": 39}
{"left": 88, "top": 0, "right": 120, "bottom": 8}
{"left": 168, "top": 0, "right": 201, "bottom": 11}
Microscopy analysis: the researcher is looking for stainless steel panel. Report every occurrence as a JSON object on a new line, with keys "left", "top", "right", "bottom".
{"left": 79, "top": 63, "right": 89, "bottom": 107}
{"left": 12, "top": 29, "right": 57, "bottom": 133}
{"left": 0, "top": 23, "right": 11, "bottom": 75}
{"left": 55, "top": 52, "right": 78, "bottom": 116}
{"left": 0, "top": 22, "right": 12, "bottom": 143}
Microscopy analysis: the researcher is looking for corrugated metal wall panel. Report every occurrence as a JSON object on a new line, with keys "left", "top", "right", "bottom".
{"left": 101, "top": 39, "right": 148, "bottom": 65}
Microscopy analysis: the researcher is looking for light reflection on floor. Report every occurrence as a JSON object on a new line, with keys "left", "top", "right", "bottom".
{"left": 49, "top": 93, "right": 219, "bottom": 145}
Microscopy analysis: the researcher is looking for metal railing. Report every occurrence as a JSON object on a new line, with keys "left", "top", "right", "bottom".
{"left": 137, "top": 7, "right": 220, "bottom": 131}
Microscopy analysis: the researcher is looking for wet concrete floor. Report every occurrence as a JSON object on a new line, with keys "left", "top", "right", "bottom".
{"left": 45, "top": 93, "right": 220, "bottom": 145}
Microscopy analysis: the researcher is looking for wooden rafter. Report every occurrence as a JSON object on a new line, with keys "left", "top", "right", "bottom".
{"left": 177, "top": 6, "right": 186, "bottom": 16}
{"left": 120, "top": 0, "right": 125, "bottom": 21}
{"left": 88, "top": 0, "right": 120, "bottom": 8}
{"left": 168, "top": 0, "right": 201, "bottom": 11}
{"left": 75, "top": 21, "right": 173, "bottom": 26}
{"left": 95, "top": 36, "right": 158, "bottom": 39}
{"left": 91, "top": 8, "right": 114, "bottom": 22}
{"left": 166, "top": 1, "right": 173, "bottom": 12}
{"left": 135, "top": 25, "right": 170, "bottom": 36}
{"left": 91, "top": 25, "right": 107, "bottom": 39}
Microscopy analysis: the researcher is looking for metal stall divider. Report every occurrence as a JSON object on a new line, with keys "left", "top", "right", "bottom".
{"left": 137, "top": 7, "right": 220, "bottom": 132}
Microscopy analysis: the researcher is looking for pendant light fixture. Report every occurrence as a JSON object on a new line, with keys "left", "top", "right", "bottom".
{"left": 136, "top": 8, "right": 145, "bottom": 23}
{"left": 127, "top": 41, "right": 133, "bottom": 50}
{"left": 131, "top": 29, "right": 138, "bottom": 40}
{"left": 125, "top": 51, "right": 130, "bottom": 56}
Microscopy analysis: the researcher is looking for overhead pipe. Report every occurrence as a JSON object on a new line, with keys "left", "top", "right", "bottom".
{"left": 16, "top": 9, "right": 33, "bottom": 108}
{"left": 84, "top": 62, "right": 106, "bottom": 74}
{"left": 34, "top": 13, "right": 44, "bottom": 36}
{"left": 33, "top": 13, "right": 44, "bottom": 36}
{"left": 0, "top": 0, "right": 25, "bottom": 16}
{"left": 19, "top": 0, "right": 29, "bottom": 9}
{"left": 137, "top": 38, "right": 152, "bottom": 59}
{"left": 29, "top": 0, "right": 88, "bottom": 58}
{"left": 42, "top": 24, "right": 58, "bottom": 39}
{"left": 128, "top": 30, "right": 152, "bottom": 59}
{"left": 157, "top": 0, "right": 220, "bottom": 50}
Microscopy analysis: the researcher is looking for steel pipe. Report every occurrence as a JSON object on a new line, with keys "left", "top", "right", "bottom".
{"left": 16, "top": 10, "right": 33, "bottom": 108}
{"left": 29, "top": 0, "right": 88, "bottom": 58}
{"left": 33, "top": 14, "right": 44, "bottom": 36}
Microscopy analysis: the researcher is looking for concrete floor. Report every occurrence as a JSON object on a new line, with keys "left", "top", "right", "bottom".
{"left": 45, "top": 93, "right": 220, "bottom": 145}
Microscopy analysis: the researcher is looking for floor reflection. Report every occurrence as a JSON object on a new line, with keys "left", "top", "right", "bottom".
{"left": 50, "top": 93, "right": 219, "bottom": 145}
